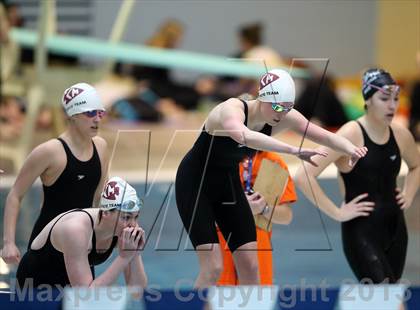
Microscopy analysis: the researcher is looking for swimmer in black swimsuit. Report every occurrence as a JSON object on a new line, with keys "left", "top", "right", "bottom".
{"left": 1, "top": 83, "right": 109, "bottom": 265}
{"left": 16, "top": 177, "right": 147, "bottom": 291}
{"left": 175, "top": 69, "right": 368, "bottom": 288}
{"left": 296, "top": 68, "right": 420, "bottom": 283}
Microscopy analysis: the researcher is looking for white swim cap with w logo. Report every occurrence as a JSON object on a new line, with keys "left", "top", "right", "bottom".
{"left": 258, "top": 69, "right": 295, "bottom": 103}
{"left": 61, "top": 83, "right": 105, "bottom": 117}
{"left": 100, "top": 177, "right": 142, "bottom": 212}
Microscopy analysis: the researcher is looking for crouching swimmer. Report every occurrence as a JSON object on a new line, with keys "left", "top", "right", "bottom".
{"left": 15, "top": 177, "right": 147, "bottom": 295}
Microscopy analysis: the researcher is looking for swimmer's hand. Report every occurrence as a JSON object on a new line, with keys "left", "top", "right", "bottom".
{"left": 0, "top": 242, "right": 21, "bottom": 264}
{"left": 295, "top": 148, "right": 328, "bottom": 167}
{"left": 396, "top": 188, "right": 410, "bottom": 210}
{"left": 338, "top": 193, "right": 375, "bottom": 222}
{"left": 118, "top": 227, "right": 144, "bottom": 260}
{"left": 348, "top": 146, "right": 368, "bottom": 167}
{"left": 131, "top": 226, "right": 146, "bottom": 249}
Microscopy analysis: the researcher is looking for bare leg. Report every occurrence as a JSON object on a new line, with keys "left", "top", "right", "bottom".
{"left": 232, "top": 241, "right": 259, "bottom": 285}
{"left": 195, "top": 243, "right": 223, "bottom": 288}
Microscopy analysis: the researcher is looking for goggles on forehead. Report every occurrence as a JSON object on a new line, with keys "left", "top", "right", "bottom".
{"left": 271, "top": 103, "right": 293, "bottom": 113}
{"left": 368, "top": 84, "right": 400, "bottom": 96}
{"left": 82, "top": 110, "right": 106, "bottom": 118}
{"left": 121, "top": 198, "right": 142, "bottom": 211}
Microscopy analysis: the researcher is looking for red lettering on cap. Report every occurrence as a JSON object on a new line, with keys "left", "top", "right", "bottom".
{"left": 260, "top": 73, "right": 279, "bottom": 89}
{"left": 102, "top": 181, "right": 120, "bottom": 200}
{"left": 63, "top": 87, "right": 84, "bottom": 105}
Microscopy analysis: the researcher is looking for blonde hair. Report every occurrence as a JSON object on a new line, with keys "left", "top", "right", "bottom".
{"left": 146, "top": 19, "right": 184, "bottom": 49}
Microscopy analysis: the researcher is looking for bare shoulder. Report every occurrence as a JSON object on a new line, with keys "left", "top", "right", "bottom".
{"left": 391, "top": 123, "right": 418, "bottom": 153}
{"left": 336, "top": 120, "right": 363, "bottom": 145}
{"left": 27, "top": 138, "right": 64, "bottom": 161}
{"left": 281, "top": 109, "right": 301, "bottom": 124}
{"left": 219, "top": 97, "right": 245, "bottom": 110}
{"left": 219, "top": 98, "right": 246, "bottom": 120}
{"left": 53, "top": 213, "right": 92, "bottom": 251}
{"left": 59, "top": 211, "right": 92, "bottom": 233}
{"left": 92, "top": 136, "right": 108, "bottom": 152}
{"left": 391, "top": 123, "right": 414, "bottom": 141}
{"left": 92, "top": 136, "right": 108, "bottom": 147}
{"left": 209, "top": 98, "right": 245, "bottom": 128}
{"left": 336, "top": 120, "right": 360, "bottom": 136}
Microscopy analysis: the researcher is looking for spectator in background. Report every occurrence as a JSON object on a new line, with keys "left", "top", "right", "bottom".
{"left": 0, "top": 1, "right": 24, "bottom": 140}
{"left": 409, "top": 51, "right": 420, "bottom": 141}
{"left": 0, "top": 1, "right": 53, "bottom": 138}
{"left": 241, "top": 23, "right": 285, "bottom": 68}
{"left": 112, "top": 19, "right": 201, "bottom": 122}
{"left": 0, "top": 1, "right": 7, "bottom": 41}
{"left": 2, "top": 0, "right": 33, "bottom": 64}
{"left": 0, "top": 96, "right": 25, "bottom": 140}
{"left": 196, "top": 22, "right": 285, "bottom": 102}
{"left": 5, "top": 2, "right": 24, "bottom": 27}
{"left": 4, "top": 0, "right": 77, "bottom": 65}
{"left": 0, "top": 0, "right": 19, "bottom": 83}
{"left": 295, "top": 73, "right": 348, "bottom": 129}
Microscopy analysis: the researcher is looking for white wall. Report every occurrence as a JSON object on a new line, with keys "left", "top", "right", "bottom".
{"left": 92, "top": 0, "right": 376, "bottom": 79}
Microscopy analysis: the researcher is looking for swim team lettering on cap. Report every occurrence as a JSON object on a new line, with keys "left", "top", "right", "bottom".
{"left": 100, "top": 177, "right": 142, "bottom": 212}
{"left": 258, "top": 69, "right": 296, "bottom": 103}
{"left": 61, "top": 83, "right": 105, "bottom": 117}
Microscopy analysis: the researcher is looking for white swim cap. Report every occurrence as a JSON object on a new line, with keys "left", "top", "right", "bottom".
{"left": 100, "top": 177, "right": 142, "bottom": 212}
{"left": 61, "top": 83, "right": 105, "bottom": 117}
{"left": 258, "top": 69, "right": 295, "bottom": 103}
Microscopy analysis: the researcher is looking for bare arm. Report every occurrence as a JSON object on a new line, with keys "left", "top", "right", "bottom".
{"left": 395, "top": 125, "right": 420, "bottom": 209}
{"left": 63, "top": 234, "right": 131, "bottom": 287}
{"left": 219, "top": 100, "right": 327, "bottom": 165}
{"left": 220, "top": 101, "right": 298, "bottom": 154}
{"left": 279, "top": 111, "right": 367, "bottom": 164}
{"left": 124, "top": 256, "right": 147, "bottom": 286}
{"left": 61, "top": 224, "right": 139, "bottom": 287}
{"left": 1, "top": 144, "right": 52, "bottom": 264}
{"left": 294, "top": 124, "right": 374, "bottom": 221}
{"left": 61, "top": 222, "right": 123, "bottom": 286}
{"left": 92, "top": 137, "right": 109, "bottom": 208}
{"left": 123, "top": 227, "right": 147, "bottom": 295}
{"left": 123, "top": 255, "right": 147, "bottom": 298}
{"left": 294, "top": 150, "right": 344, "bottom": 221}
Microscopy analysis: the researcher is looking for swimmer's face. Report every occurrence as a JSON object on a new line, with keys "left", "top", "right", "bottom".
{"left": 367, "top": 85, "right": 400, "bottom": 123}
{"left": 117, "top": 211, "right": 140, "bottom": 229}
{"left": 113, "top": 211, "right": 140, "bottom": 236}
{"left": 260, "top": 101, "right": 293, "bottom": 126}
{"left": 71, "top": 110, "right": 104, "bottom": 137}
